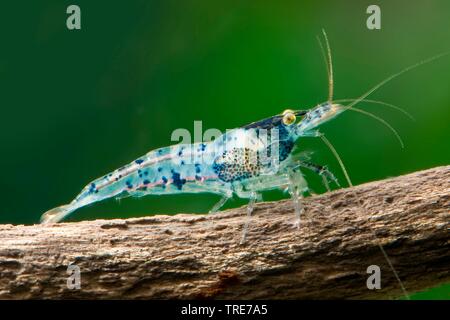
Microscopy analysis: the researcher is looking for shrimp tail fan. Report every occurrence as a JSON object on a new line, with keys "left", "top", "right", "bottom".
{"left": 40, "top": 204, "right": 74, "bottom": 224}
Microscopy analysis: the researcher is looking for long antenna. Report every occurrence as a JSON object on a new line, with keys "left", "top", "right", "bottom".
{"left": 345, "top": 51, "right": 450, "bottom": 110}
{"left": 343, "top": 106, "right": 405, "bottom": 148}
{"left": 319, "top": 134, "right": 352, "bottom": 188}
{"left": 322, "top": 29, "right": 334, "bottom": 102}
{"left": 333, "top": 98, "right": 415, "bottom": 121}
{"left": 317, "top": 29, "right": 334, "bottom": 102}
{"left": 319, "top": 133, "right": 410, "bottom": 299}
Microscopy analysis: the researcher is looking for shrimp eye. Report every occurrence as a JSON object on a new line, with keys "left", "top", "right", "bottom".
{"left": 282, "top": 109, "right": 296, "bottom": 125}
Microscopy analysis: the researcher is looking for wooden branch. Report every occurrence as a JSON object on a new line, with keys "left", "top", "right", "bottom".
{"left": 0, "top": 166, "right": 448, "bottom": 299}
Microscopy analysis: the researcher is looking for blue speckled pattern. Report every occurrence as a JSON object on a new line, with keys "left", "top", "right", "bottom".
{"left": 40, "top": 106, "right": 337, "bottom": 223}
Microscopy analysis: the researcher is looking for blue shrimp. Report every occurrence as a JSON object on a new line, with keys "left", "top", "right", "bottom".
{"left": 40, "top": 117, "right": 312, "bottom": 227}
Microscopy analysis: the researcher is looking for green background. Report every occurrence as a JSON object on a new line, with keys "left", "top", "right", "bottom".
{"left": 0, "top": 1, "right": 448, "bottom": 299}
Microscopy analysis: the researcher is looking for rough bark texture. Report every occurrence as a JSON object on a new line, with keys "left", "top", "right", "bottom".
{"left": 0, "top": 166, "right": 448, "bottom": 300}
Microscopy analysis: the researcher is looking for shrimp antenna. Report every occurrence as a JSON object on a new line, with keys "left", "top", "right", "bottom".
{"left": 346, "top": 51, "right": 450, "bottom": 110}
{"left": 319, "top": 134, "right": 352, "bottom": 188}
{"left": 343, "top": 106, "right": 405, "bottom": 148}
{"left": 319, "top": 133, "right": 410, "bottom": 298}
{"left": 333, "top": 98, "right": 415, "bottom": 121}
{"left": 317, "top": 29, "right": 334, "bottom": 102}
{"left": 337, "top": 52, "right": 449, "bottom": 149}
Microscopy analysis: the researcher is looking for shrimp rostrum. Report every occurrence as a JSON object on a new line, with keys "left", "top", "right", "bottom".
{"left": 41, "top": 31, "right": 447, "bottom": 245}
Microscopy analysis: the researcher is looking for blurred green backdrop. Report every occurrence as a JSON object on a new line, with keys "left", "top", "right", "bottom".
{"left": 0, "top": 0, "right": 448, "bottom": 299}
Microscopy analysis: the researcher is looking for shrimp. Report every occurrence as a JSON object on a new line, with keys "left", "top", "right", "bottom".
{"left": 40, "top": 115, "right": 311, "bottom": 226}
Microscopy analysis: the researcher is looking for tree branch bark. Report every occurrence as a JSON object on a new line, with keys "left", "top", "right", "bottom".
{"left": 0, "top": 166, "right": 449, "bottom": 299}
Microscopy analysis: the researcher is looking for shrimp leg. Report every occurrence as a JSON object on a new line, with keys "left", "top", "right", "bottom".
{"left": 235, "top": 166, "right": 309, "bottom": 234}
{"left": 240, "top": 191, "right": 259, "bottom": 244}
{"left": 209, "top": 195, "right": 230, "bottom": 213}
{"left": 286, "top": 168, "right": 308, "bottom": 229}
{"left": 299, "top": 161, "right": 340, "bottom": 191}
{"left": 288, "top": 181, "right": 303, "bottom": 229}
